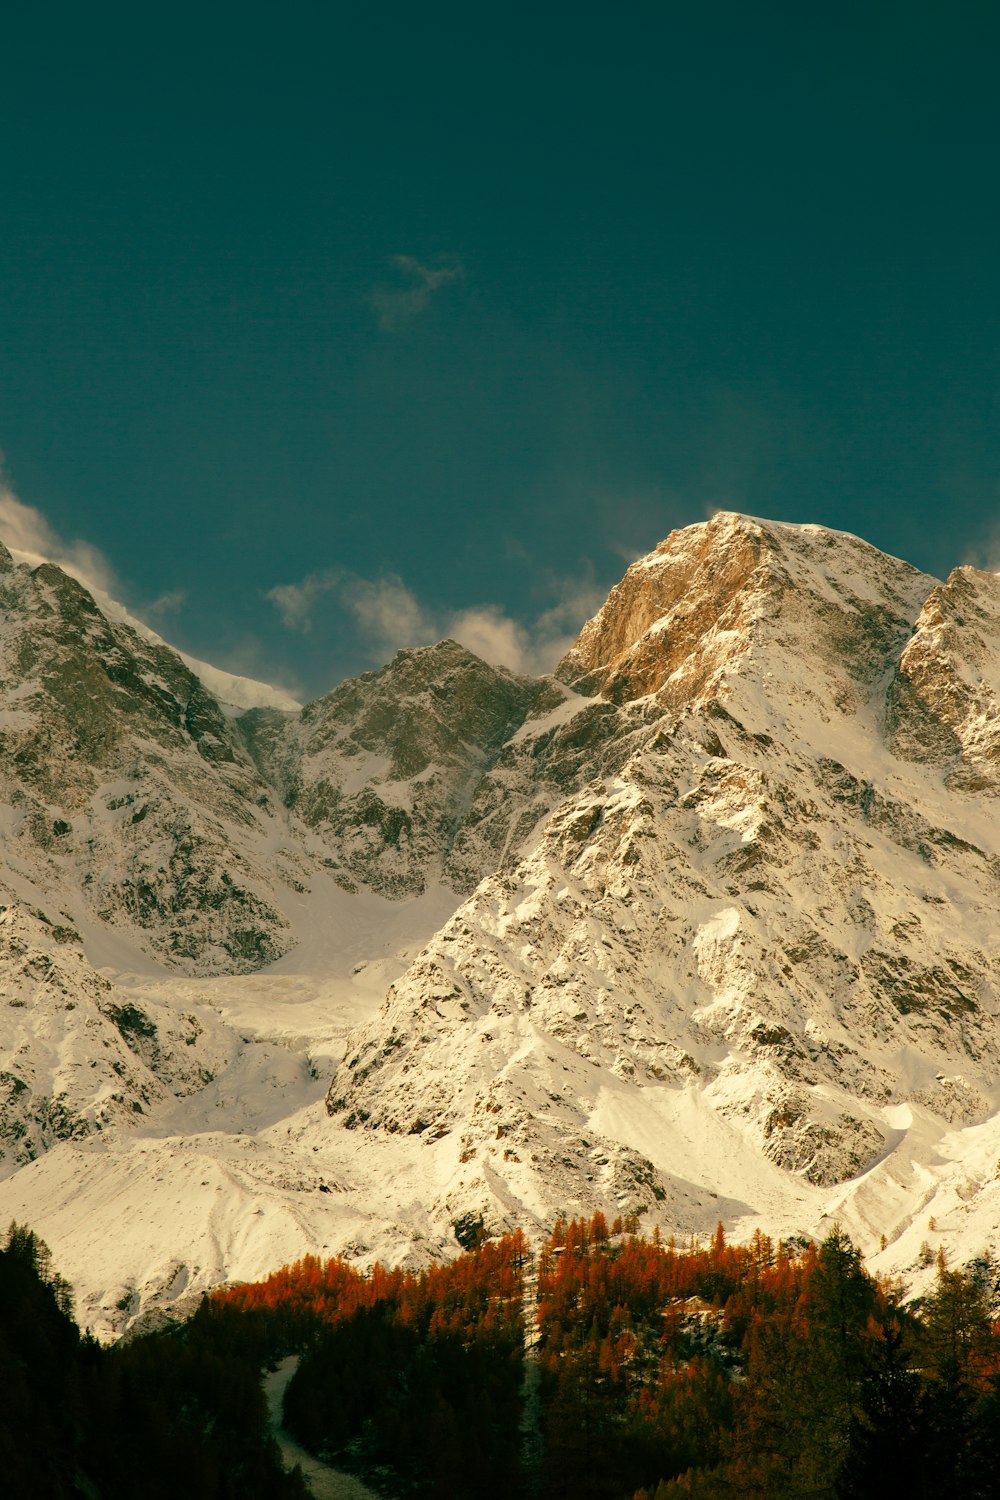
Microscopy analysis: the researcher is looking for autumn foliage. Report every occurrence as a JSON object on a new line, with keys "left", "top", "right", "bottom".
{"left": 533, "top": 1214, "right": 1000, "bottom": 1499}
{"left": 208, "top": 1230, "right": 530, "bottom": 1497}
{"left": 12, "top": 1211, "right": 999, "bottom": 1500}
{"left": 197, "top": 1212, "right": 1000, "bottom": 1498}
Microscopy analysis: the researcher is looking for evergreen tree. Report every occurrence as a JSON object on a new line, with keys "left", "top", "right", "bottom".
{"left": 837, "top": 1312, "right": 924, "bottom": 1498}
{"left": 914, "top": 1257, "right": 1000, "bottom": 1498}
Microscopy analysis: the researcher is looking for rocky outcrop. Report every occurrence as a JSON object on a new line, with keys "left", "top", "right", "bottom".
{"left": 557, "top": 513, "right": 930, "bottom": 713}
{"left": 241, "top": 640, "right": 557, "bottom": 896}
{"left": 327, "top": 515, "right": 1000, "bottom": 1234}
{"left": 886, "top": 565, "right": 1000, "bottom": 791}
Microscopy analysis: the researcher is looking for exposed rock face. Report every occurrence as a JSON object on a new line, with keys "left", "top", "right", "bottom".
{"left": 557, "top": 512, "right": 927, "bottom": 711}
{"left": 443, "top": 693, "right": 654, "bottom": 893}
{"left": 0, "top": 544, "right": 301, "bottom": 971}
{"left": 241, "top": 640, "right": 555, "bottom": 896}
{"left": 327, "top": 514, "right": 1000, "bottom": 1234}
{"left": 887, "top": 565, "right": 1000, "bottom": 790}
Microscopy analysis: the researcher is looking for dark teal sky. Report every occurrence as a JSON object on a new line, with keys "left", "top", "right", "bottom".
{"left": 2, "top": 2, "right": 999, "bottom": 697}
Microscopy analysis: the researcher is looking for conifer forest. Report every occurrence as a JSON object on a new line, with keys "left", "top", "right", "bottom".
{"left": 4, "top": 1216, "right": 1000, "bottom": 1498}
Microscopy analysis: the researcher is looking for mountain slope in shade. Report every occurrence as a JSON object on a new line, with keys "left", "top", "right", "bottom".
{"left": 0, "top": 542, "right": 321, "bottom": 971}
{"left": 239, "top": 639, "right": 559, "bottom": 897}
{"left": 5, "top": 542, "right": 303, "bottom": 714}
{"left": 4, "top": 514, "right": 1000, "bottom": 1335}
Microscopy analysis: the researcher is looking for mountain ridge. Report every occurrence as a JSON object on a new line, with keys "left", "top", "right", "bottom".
{"left": 325, "top": 513, "right": 1000, "bottom": 1247}
{"left": 3, "top": 513, "right": 1000, "bottom": 1336}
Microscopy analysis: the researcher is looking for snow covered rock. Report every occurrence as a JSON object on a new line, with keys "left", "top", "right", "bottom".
{"left": 328, "top": 515, "right": 1000, "bottom": 1235}
{"left": 0, "top": 895, "right": 234, "bottom": 1178}
{"left": 0, "top": 544, "right": 299, "bottom": 971}
{"left": 887, "top": 564, "right": 1000, "bottom": 791}
{"left": 240, "top": 639, "right": 555, "bottom": 896}
{"left": 6, "top": 512, "right": 1000, "bottom": 1330}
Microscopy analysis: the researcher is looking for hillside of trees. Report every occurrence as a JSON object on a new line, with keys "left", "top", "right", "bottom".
{"left": 207, "top": 1232, "right": 528, "bottom": 1497}
{"left": 5, "top": 1216, "right": 1000, "bottom": 1498}
{"left": 532, "top": 1213, "right": 1000, "bottom": 1498}
{"left": 207, "top": 1214, "right": 1000, "bottom": 1499}
{"left": 0, "top": 1222, "right": 307, "bottom": 1499}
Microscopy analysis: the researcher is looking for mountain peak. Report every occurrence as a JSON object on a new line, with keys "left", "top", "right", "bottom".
{"left": 9, "top": 513, "right": 1000, "bottom": 1335}
{"left": 242, "top": 635, "right": 557, "bottom": 899}
{"left": 558, "top": 512, "right": 935, "bottom": 712}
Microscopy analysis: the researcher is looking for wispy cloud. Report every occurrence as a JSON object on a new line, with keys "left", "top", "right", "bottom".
{"left": 962, "top": 500, "right": 1000, "bottom": 575}
{"left": 0, "top": 483, "right": 119, "bottom": 597}
{"left": 448, "top": 571, "right": 608, "bottom": 674}
{"left": 265, "top": 565, "right": 604, "bottom": 675}
{"left": 265, "top": 569, "right": 437, "bottom": 651}
{"left": 0, "top": 480, "right": 195, "bottom": 624}
{"left": 265, "top": 570, "right": 342, "bottom": 632}
{"left": 370, "top": 254, "right": 465, "bottom": 332}
{"left": 338, "top": 572, "right": 437, "bottom": 653}
{"left": 144, "top": 588, "right": 187, "bottom": 621}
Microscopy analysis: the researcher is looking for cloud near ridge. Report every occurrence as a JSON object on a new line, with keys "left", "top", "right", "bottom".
{"left": 265, "top": 570, "right": 342, "bottom": 632}
{"left": 0, "top": 482, "right": 303, "bottom": 709}
{"left": 0, "top": 485, "right": 119, "bottom": 597}
{"left": 266, "top": 566, "right": 605, "bottom": 675}
{"left": 963, "top": 506, "right": 1000, "bottom": 576}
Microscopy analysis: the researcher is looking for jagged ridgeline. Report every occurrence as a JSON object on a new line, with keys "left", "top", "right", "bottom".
{"left": 327, "top": 514, "right": 1000, "bottom": 1232}
{"left": 4, "top": 514, "right": 1000, "bottom": 1335}
{"left": 0, "top": 539, "right": 566, "bottom": 961}
{"left": 9, "top": 1217, "right": 993, "bottom": 1500}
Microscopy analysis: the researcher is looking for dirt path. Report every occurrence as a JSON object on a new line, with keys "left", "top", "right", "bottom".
{"left": 264, "top": 1357, "right": 380, "bottom": 1500}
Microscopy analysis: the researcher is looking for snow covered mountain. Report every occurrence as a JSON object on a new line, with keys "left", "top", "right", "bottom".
{"left": 328, "top": 512, "right": 1000, "bottom": 1219}
{"left": 239, "top": 639, "right": 556, "bottom": 897}
{"left": 4, "top": 514, "right": 1000, "bottom": 1335}
{"left": 0, "top": 542, "right": 310, "bottom": 972}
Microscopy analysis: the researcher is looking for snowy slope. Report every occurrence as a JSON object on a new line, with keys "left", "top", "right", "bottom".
{"left": 0, "top": 875, "right": 464, "bottom": 1337}
{"left": 326, "top": 515, "right": 1000, "bottom": 1277}
{"left": 4, "top": 513, "right": 1000, "bottom": 1335}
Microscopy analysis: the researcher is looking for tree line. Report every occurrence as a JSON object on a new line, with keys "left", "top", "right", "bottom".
{"left": 0, "top": 1221, "right": 307, "bottom": 1499}
{"left": 5, "top": 1215, "right": 1000, "bottom": 1498}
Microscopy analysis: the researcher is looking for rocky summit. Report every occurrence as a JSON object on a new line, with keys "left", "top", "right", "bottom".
{"left": 3, "top": 514, "right": 1000, "bottom": 1336}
